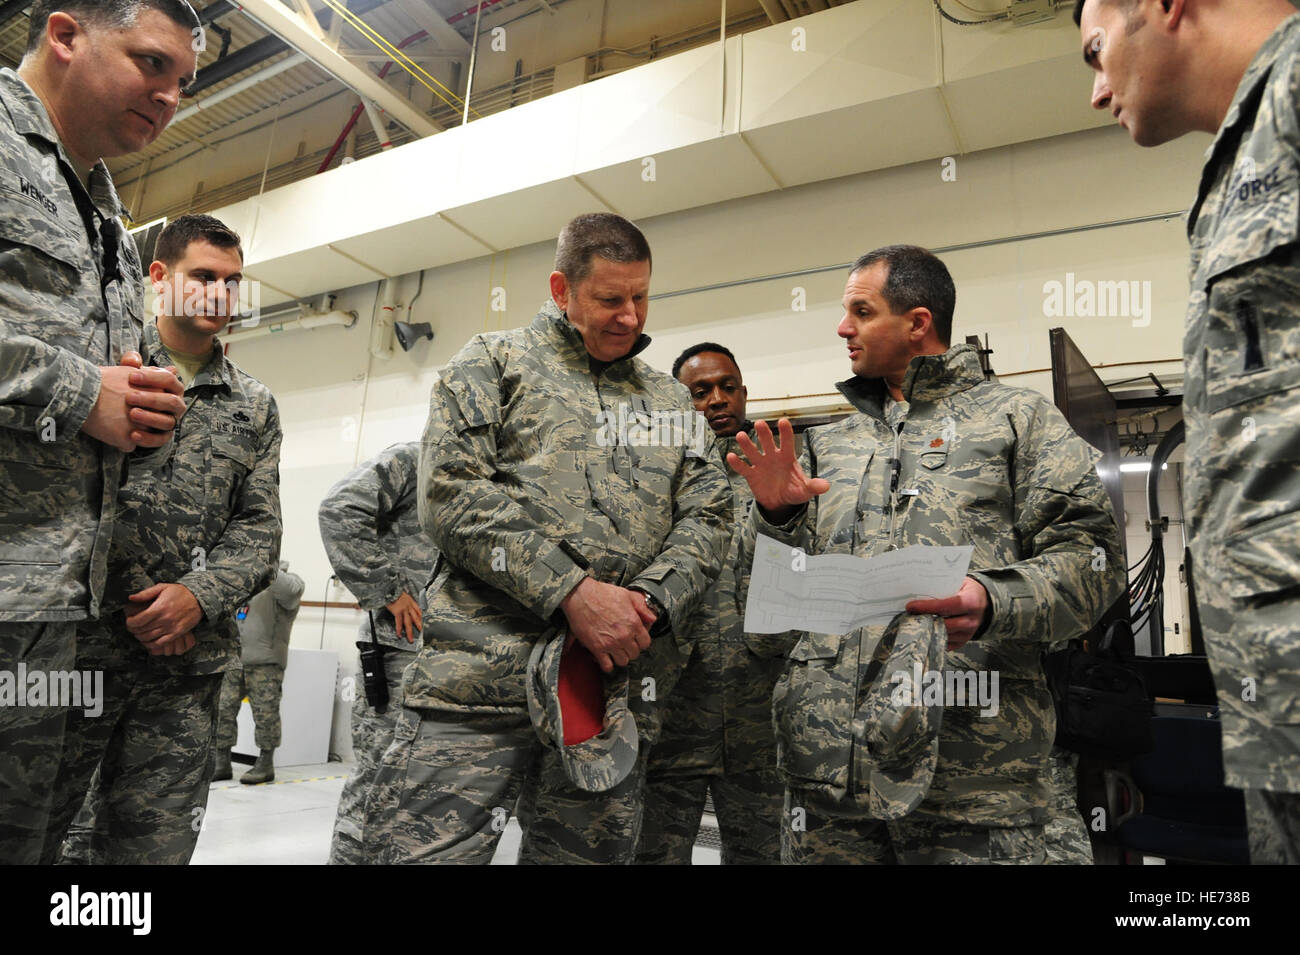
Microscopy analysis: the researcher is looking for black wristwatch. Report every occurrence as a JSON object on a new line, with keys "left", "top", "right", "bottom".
{"left": 630, "top": 588, "right": 669, "bottom": 635}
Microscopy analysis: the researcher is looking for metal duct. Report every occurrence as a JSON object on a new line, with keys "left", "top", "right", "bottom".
{"left": 187, "top": 0, "right": 390, "bottom": 96}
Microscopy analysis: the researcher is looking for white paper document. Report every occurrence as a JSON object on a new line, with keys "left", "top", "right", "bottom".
{"left": 743, "top": 534, "right": 974, "bottom": 634}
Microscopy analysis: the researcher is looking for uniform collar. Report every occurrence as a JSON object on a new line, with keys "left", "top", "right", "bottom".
{"left": 144, "top": 319, "right": 233, "bottom": 392}
{"left": 1188, "top": 13, "right": 1300, "bottom": 231}
{"left": 715, "top": 420, "right": 755, "bottom": 456}
{"left": 0, "top": 68, "right": 127, "bottom": 221}
{"left": 835, "top": 344, "right": 985, "bottom": 421}
{"left": 533, "top": 298, "right": 652, "bottom": 374}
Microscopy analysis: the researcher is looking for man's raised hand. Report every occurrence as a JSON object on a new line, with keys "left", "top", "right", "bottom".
{"left": 727, "top": 418, "right": 829, "bottom": 522}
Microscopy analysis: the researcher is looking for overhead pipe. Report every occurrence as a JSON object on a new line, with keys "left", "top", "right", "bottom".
{"left": 186, "top": 34, "right": 290, "bottom": 96}
{"left": 222, "top": 306, "right": 357, "bottom": 343}
{"left": 197, "top": 1, "right": 236, "bottom": 25}
{"left": 186, "top": 0, "right": 388, "bottom": 97}
{"left": 0, "top": 0, "right": 28, "bottom": 29}
{"left": 445, "top": 1, "right": 506, "bottom": 26}
{"left": 361, "top": 98, "right": 393, "bottom": 150}
{"left": 318, "top": 29, "right": 427, "bottom": 172}
{"left": 368, "top": 278, "right": 398, "bottom": 359}
{"left": 461, "top": 0, "right": 485, "bottom": 126}
{"left": 173, "top": 53, "right": 308, "bottom": 125}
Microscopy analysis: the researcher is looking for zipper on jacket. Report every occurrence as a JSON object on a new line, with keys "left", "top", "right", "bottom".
{"left": 884, "top": 421, "right": 905, "bottom": 551}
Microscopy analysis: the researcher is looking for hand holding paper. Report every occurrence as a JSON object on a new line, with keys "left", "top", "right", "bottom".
{"left": 743, "top": 533, "right": 973, "bottom": 635}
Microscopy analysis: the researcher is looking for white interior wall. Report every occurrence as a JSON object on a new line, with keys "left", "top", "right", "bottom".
{"left": 217, "top": 117, "right": 1211, "bottom": 758}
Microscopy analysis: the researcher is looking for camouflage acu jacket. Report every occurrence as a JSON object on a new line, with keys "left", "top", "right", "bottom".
{"left": 319, "top": 441, "right": 439, "bottom": 653}
{"left": 742, "top": 345, "right": 1125, "bottom": 823}
{"left": 1182, "top": 13, "right": 1300, "bottom": 789}
{"left": 0, "top": 68, "right": 159, "bottom": 622}
{"left": 85, "top": 320, "right": 283, "bottom": 675}
{"left": 403, "top": 299, "right": 732, "bottom": 716}
{"left": 650, "top": 427, "right": 791, "bottom": 777}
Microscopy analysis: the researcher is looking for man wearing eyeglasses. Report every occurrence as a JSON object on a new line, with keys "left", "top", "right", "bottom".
{"left": 0, "top": 0, "right": 201, "bottom": 863}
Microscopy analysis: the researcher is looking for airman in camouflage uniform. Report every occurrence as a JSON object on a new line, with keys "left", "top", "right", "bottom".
{"left": 0, "top": 4, "right": 198, "bottom": 863}
{"left": 636, "top": 344, "right": 787, "bottom": 865}
{"left": 214, "top": 565, "right": 305, "bottom": 784}
{"left": 365, "top": 213, "right": 732, "bottom": 864}
{"left": 216, "top": 663, "right": 284, "bottom": 754}
{"left": 43, "top": 216, "right": 283, "bottom": 864}
{"left": 731, "top": 247, "right": 1125, "bottom": 864}
{"left": 1076, "top": 0, "right": 1300, "bottom": 863}
{"left": 318, "top": 442, "right": 438, "bottom": 863}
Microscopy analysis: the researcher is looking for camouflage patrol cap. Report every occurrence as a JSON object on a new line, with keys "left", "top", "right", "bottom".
{"left": 526, "top": 628, "right": 640, "bottom": 793}
{"left": 856, "top": 612, "right": 947, "bottom": 820}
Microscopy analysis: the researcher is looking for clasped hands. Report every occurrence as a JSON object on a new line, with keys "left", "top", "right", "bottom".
{"left": 560, "top": 578, "right": 658, "bottom": 674}
{"left": 82, "top": 351, "right": 186, "bottom": 452}
{"left": 125, "top": 582, "right": 203, "bottom": 656}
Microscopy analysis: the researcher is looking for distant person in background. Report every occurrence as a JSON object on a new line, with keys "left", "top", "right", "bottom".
{"left": 317, "top": 442, "right": 437, "bottom": 864}
{"left": 213, "top": 562, "right": 305, "bottom": 785}
{"left": 638, "top": 343, "right": 788, "bottom": 865}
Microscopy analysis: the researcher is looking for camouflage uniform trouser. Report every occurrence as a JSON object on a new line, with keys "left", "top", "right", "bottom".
{"left": 1043, "top": 746, "right": 1093, "bottom": 865}
{"left": 636, "top": 767, "right": 784, "bottom": 864}
{"left": 43, "top": 659, "right": 223, "bottom": 865}
{"left": 1196, "top": 571, "right": 1300, "bottom": 863}
{"left": 513, "top": 742, "right": 650, "bottom": 865}
{"left": 783, "top": 787, "right": 1047, "bottom": 864}
{"left": 364, "top": 707, "right": 538, "bottom": 864}
{"left": 215, "top": 663, "right": 285, "bottom": 752}
{"left": 328, "top": 648, "right": 411, "bottom": 864}
{"left": 364, "top": 706, "right": 651, "bottom": 864}
{"left": 0, "top": 621, "right": 75, "bottom": 864}
{"left": 1245, "top": 789, "right": 1300, "bottom": 864}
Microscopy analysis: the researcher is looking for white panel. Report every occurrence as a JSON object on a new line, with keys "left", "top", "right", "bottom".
{"left": 579, "top": 136, "right": 779, "bottom": 220}
{"left": 332, "top": 215, "right": 494, "bottom": 277}
{"left": 454, "top": 89, "right": 586, "bottom": 202}
{"left": 242, "top": 125, "right": 470, "bottom": 259}
{"left": 940, "top": 6, "right": 1082, "bottom": 80}
{"left": 947, "top": 57, "right": 1114, "bottom": 153}
{"left": 576, "top": 44, "right": 726, "bottom": 168}
{"left": 744, "top": 92, "right": 957, "bottom": 188}
{"left": 233, "top": 648, "right": 337, "bottom": 766}
{"left": 445, "top": 178, "right": 614, "bottom": 252}
{"left": 248, "top": 246, "right": 387, "bottom": 299}
{"left": 739, "top": 0, "right": 934, "bottom": 130}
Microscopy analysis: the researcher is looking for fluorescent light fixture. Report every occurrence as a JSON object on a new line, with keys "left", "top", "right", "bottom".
{"left": 1120, "top": 459, "right": 1168, "bottom": 473}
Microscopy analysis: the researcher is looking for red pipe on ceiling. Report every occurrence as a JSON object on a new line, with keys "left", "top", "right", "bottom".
{"left": 316, "top": 0, "right": 510, "bottom": 172}
{"left": 318, "top": 29, "right": 427, "bottom": 173}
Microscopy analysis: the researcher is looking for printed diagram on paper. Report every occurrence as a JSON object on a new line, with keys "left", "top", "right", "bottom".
{"left": 743, "top": 534, "right": 973, "bottom": 634}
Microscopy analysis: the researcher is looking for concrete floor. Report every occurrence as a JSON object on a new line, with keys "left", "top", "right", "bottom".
{"left": 190, "top": 761, "right": 722, "bottom": 865}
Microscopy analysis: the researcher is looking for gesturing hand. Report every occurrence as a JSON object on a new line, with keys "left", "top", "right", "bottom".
{"left": 727, "top": 418, "right": 829, "bottom": 521}
{"left": 560, "top": 578, "right": 654, "bottom": 673}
